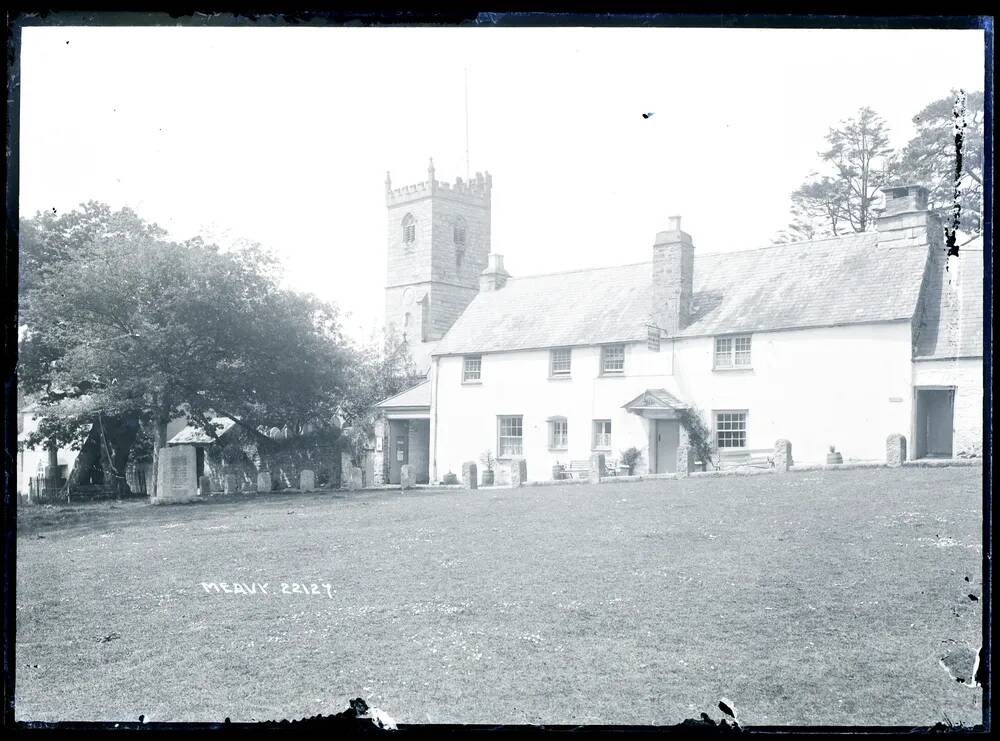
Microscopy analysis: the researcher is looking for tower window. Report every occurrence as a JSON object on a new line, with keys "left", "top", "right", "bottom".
{"left": 402, "top": 213, "right": 416, "bottom": 246}
{"left": 453, "top": 217, "right": 467, "bottom": 268}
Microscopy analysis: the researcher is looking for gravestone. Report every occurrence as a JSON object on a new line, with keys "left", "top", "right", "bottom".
{"left": 351, "top": 467, "right": 364, "bottom": 490}
{"left": 886, "top": 434, "right": 907, "bottom": 467}
{"left": 340, "top": 452, "right": 354, "bottom": 490}
{"left": 589, "top": 453, "right": 605, "bottom": 484}
{"left": 198, "top": 475, "right": 213, "bottom": 498}
{"left": 300, "top": 469, "right": 315, "bottom": 492}
{"left": 461, "top": 461, "right": 478, "bottom": 489}
{"left": 509, "top": 457, "right": 527, "bottom": 488}
{"left": 774, "top": 439, "right": 793, "bottom": 472}
{"left": 400, "top": 464, "right": 416, "bottom": 490}
{"left": 223, "top": 473, "right": 239, "bottom": 495}
{"left": 676, "top": 445, "right": 695, "bottom": 478}
{"left": 154, "top": 446, "right": 199, "bottom": 504}
{"left": 257, "top": 471, "right": 273, "bottom": 493}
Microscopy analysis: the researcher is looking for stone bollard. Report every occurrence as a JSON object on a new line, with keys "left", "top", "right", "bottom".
{"left": 223, "top": 473, "right": 239, "bottom": 495}
{"left": 400, "top": 464, "right": 416, "bottom": 490}
{"left": 257, "top": 471, "right": 272, "bottom": 493}
{"left": 886, "top": 434, "right": 907, "bottom": 467}
{"left": 198, "top": 475, "right": 213, "bottom": 498}
{"left": 676, "top": 445, "right": 695, "bottom": 478}
{"left": 351, "top": 467, "right": 364, "bottom": 490}
{"left": 774, "top": 439, "right": 793, "bottom": 472}
{"left": 509, "top": 457, "right": 527, "bottom": 488}
{"left": 300, "top": 469, "right": 315, "bottom": 492}
{"left": 589, "top": 453, "right": 605, "bottom": 484}
{"left": 461, "top": 461, "right": 479, "bottom": 490}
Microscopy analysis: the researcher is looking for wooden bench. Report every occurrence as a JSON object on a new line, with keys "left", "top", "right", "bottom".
{"left": 715, "top": 448, "right": 774, "bottom": 470}
{"left": 564, "top": 459, "right": 592, "bottom": 479}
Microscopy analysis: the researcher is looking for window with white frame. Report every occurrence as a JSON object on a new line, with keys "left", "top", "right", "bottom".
{"left": 550, "top": 348, "right": 572, "bottom": 377}
{"left": 549, "top": 417, "right": 568, "bottom": 449}
{"left": 463, "top": 355, "right": 482, "bottom": 383}
{"left": 401, "top": 213, "right": 416, "bottom": 246}
{"left": 600, "top": 344, "right": 625, "bottom": 374}
{"left": 593, "top": 419, "right": 612, "bottom": 449}
{"left": 715, "top": 410, "right": 747, "bottom": 448}
{"left": 715, "top": 335, "right": 752, "bottom": 368}
{"left": 498, "top": 415, "right": 523, "bottom": 458}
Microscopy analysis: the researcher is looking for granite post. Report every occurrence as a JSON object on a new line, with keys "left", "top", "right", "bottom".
{"left": 589, "top": 453, "right": 605, "bottom": 484}
{"left": 774, "top": 439, "right": 793, "bottom": 472}
{"left": 509, "top": 457, "right": 527, "bottom": 488}
{"left": 461, "top": 461, "right": 479, "bottom": 489}
{"left": 886, "top": 434, "right": 907, "bottom": 467}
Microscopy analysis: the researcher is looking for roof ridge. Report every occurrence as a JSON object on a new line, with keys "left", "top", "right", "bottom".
{"left": 505, "top": 260, "right": 650, "bottom": 282}
{"left": 500, "top": 233, "right": 889, "bottom": 284}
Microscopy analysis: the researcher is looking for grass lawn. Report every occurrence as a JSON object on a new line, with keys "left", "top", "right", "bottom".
{"left": 15, "top": 466, "right": 983, "bottom": 726}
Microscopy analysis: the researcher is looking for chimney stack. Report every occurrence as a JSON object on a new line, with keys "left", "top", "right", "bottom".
{"left": 652, "top": 216, "right": 694, "bottom": 336}
{"left": 875, "top": 184, "right": 941, "bottom": 250}
{"left": 480, "top": 253, "right": 510, "bottom": 291}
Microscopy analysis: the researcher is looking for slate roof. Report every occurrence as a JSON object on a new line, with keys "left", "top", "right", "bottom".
{"left": 168, "top": 417, "right": 237, "bottom": 445}
{"left": 914, "top": 245, "right": 985, "bottom": 360}
{"left": 432, "top": 232, "right": 931, "bottom": 356}
{"left": 374, "top": 380, "right": 432, "bottom": 410}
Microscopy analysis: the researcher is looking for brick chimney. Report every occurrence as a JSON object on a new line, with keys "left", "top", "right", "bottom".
{"left": 652, "top": 216, "right": 694, "bottom": 335}
{"left": 480, "top": 253, "right": 510, "bottom": 291}
{"left": 875, "top": 184, "right": 941, "bottom": 249}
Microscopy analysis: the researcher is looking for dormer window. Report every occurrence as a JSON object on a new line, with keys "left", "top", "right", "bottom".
{"left": 402, "top": 213, "right": 416, "bottom": 247}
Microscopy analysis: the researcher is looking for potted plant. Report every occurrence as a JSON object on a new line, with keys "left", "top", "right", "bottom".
{"left": 480, "top": 450, "right": 496, "bottom": 486}
{"left": 620, "top": 446, "right": 642, "bottom": 475}
{"left": 826, "top": 444, "right": 843, "bottom": 465}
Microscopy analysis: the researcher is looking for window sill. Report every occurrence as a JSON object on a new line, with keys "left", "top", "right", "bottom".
{"left": 598, "top": 372, "right": 625, "bottom": 378}
{"left": 461, "top": 380, "right": 483, "bottom": 385}
{"left": 712, "top": 366, "right": 753, "bottom": 372}
{"left": 548, "top": 375, "right": 572, "bottom": 381}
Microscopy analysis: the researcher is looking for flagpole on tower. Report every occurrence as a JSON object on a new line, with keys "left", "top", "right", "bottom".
{"left": 464, "top": 66, "right": 470, "bottom": 181}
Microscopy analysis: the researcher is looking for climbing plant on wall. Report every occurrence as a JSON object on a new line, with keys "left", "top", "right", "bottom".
{"left": 677, "top": 407, "right": 714, "bottom": 466}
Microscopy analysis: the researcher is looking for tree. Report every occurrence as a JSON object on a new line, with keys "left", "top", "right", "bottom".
{"left": 776, "top": 107, "right": 898, "bottom": 240}
{"left": 19, "top": 204, "right": 351, "bottom": 499}
{"left": 898, "top": 90, "right": 984, "bottom": 244}
{"left": 339, "top": 331, "right": 420, "bottom": 461}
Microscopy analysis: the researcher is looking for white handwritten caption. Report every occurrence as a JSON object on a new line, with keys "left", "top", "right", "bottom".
{"left": 200, "top": 582, "right": 335, "bottom": 598}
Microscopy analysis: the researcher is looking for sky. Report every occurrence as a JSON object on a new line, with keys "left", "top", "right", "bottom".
{"left": 18, "top": 25, "right": 986, "bottom": 342}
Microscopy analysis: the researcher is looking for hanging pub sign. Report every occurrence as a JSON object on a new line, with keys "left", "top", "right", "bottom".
{"left": 647, "top": 325, "right": 661, "bottom": 352}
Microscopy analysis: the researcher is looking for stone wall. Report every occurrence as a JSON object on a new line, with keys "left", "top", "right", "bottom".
{"left": 203, "top": 442, "right": 343, "bottom": 493}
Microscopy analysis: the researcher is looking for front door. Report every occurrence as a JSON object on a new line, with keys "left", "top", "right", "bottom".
{"left": 922, "top": 389, "right": 955, "bottom": 457}
{"left": 655, "top": 420, "right": 679, "bottom": 473}
{"left": 387, "top": 419, "right": 410, "bottom": 484}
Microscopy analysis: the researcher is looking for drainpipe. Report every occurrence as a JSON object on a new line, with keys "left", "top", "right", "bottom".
{"left": 431, "top": 355, "right": 441, "bottom": 483}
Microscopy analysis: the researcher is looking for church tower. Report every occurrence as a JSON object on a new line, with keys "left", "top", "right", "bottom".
{"left": 384, "top": 159, "right": 492, "bottom": 373}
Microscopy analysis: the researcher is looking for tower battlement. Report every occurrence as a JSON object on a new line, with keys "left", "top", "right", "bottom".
{"left": 385, "top": 161, "right": 492, "bottom": 207}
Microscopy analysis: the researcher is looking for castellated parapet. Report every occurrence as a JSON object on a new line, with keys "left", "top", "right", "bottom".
{"left": 386, "top": 169, "right": 492, "bottom": 208}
